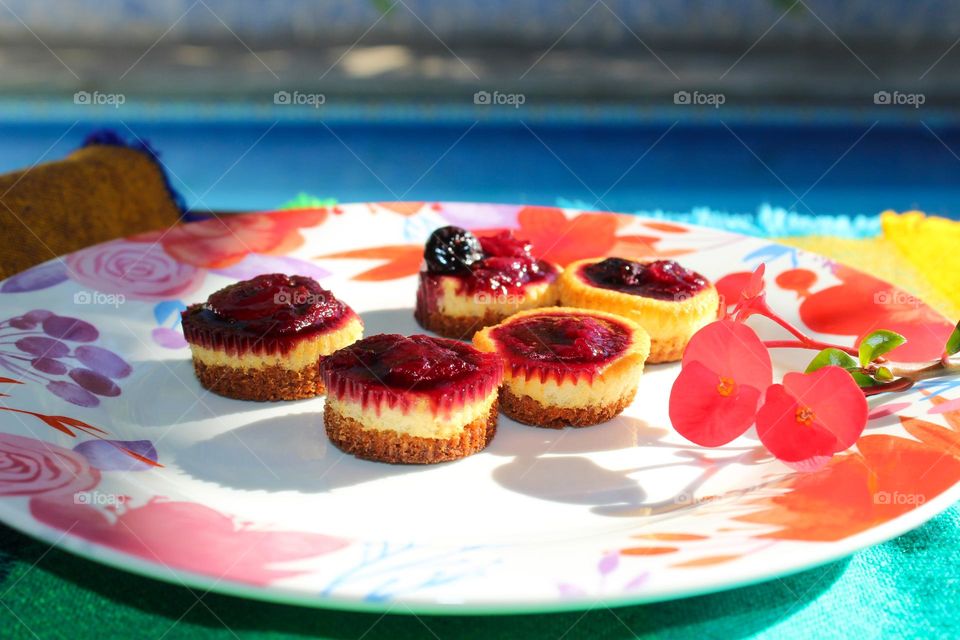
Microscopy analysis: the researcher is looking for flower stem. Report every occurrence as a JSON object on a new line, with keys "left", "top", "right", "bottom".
{"left": 862, "top": 377, "right": 916, "bottom": 397}
{"left": 753, "top": 301, "right": 859, "bottom": 356}
{"left": 862, "top": 356, "right": 960, "bottom": 396}
{"left": 887, "top": 356, "right": 960, "bottom": 382}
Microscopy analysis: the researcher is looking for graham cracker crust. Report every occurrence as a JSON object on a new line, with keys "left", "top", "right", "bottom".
{"left": 324, "top": 400, "right": 499, "bottom": 464}
{"left": 192, "top": 359, "right": 324, "bottom": 401}
{"left": 499, "top": 386, "right": 636, "bottom": 428}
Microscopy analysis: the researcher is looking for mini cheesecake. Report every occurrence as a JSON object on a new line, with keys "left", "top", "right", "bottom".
{"left": 415, "top": 226, "right": 560, "bottom": 340}
{"left": 320, "top": 334, "right": 502, "bottom": 464}
{"left": 559, "top": 258, "right": 718, "bottom": 364}
{"left": 181, "top": 273, "right": 363, "bottom": 401}
{"left": 473, "top": 308, "right": 650, "bottom": 428}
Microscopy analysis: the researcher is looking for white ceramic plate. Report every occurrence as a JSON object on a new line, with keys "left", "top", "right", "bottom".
{"left": 1, "top": 202, "right": 958, "bottom": 614}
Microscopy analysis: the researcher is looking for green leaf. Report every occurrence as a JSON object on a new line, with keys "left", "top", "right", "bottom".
{"left": 850, "top": 371, "right": 880, "bottom": 388}
{"left": 859, "top": 330, "right": 907, "bottom": 367}
{"left": 806, "top": 348, "right": 859, "bottom": 373}
{"left": 946, "top": 321, "right": 960, "bottom": 356}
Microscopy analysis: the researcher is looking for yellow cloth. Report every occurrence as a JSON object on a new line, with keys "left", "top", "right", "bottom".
{"left": 778, "top": 211, "right": 960, "bottom": 320}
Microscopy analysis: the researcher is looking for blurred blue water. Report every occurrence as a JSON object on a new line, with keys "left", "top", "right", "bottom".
{"left": 2, "top": 112, "right": 959, "bottom": 230}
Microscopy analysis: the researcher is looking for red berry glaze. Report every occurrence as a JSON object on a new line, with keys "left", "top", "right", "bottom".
{"left": 580, "top": 258, "right": 707, "bottom": 301}
{"left": 321, "top": 334, "right": 502, "bottom": 415}
{"left": 181, "top": 274, "right": 354, "bottom": 355}
{"left": 489, "top": 311, "right": 633, "bottom": 383}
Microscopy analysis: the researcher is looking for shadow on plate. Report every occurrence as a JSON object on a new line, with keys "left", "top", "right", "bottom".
{"left": 126, "top": 359, "right": 280, "bottom": 427}
{"left": 490, "top": 416, "right": 769, "bottom": 518}
{"left": 173, "top": 413, "right": 422, "bottom": 492}
{"left": 486, "top": 415, "right": 671, "bottom": 457}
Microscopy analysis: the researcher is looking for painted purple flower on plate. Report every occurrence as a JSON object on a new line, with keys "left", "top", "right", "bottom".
{"left": 0, "top": 262, "right": 68, "bottom": 293}
{"left": 74, "top": 439, "right": 158, "bottom": 471}
{"left": 0, "top": 311, "right": 131, "bottom": 408}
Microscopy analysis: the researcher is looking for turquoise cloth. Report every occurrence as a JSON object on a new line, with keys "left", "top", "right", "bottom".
{"left": 555, "top": 199, "right": 883, "bottom": 239}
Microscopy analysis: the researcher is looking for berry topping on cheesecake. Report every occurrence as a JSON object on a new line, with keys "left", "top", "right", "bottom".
{"left": 580, "top": 258, "right": 707, "bottom": 301}
{"left": 423, "top": 226, "right": 557, "bottom": 295}
{"left": 204, "top": 273, "right": 345, "bottom": 333}
{"left": 491, "top": 313, "right": 631, "bottom": 371}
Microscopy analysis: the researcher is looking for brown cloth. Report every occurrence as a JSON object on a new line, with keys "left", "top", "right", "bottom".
{"left": 0, "top": 144, "right": 182, "bottom": 280}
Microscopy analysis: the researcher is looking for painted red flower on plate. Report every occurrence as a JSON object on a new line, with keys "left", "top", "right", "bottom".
{"left": 132, "top": 208, "right": 328, "bottom": 269}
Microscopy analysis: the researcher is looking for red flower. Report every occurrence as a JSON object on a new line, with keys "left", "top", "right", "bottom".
{"left": 756, "top": 367, "right": 867, "bottom": 469}
{"left": 715, "top": 264, "right": 770, "bottom": 320}
{"left": 730, "top": 264, "right": 769, "bottom": 321}
{"left": 669, "top": 320, "right": 772, "bottom": 446}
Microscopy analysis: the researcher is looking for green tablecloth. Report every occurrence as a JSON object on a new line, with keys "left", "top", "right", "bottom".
{"left": 1, "top": 505, "right": 957, "bottom": 639}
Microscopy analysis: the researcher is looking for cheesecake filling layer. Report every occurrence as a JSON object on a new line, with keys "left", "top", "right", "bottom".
{"left": 417, "top": 275, "right": 558, "bottom": 319}
{"left": 189, "top": 315, "right": 364, "bottom": 370}
{"left": 503, "top": 359, "right": 643, "bottom": 409}
{"left": 326, "top": 387, "right": 498, "bottom": 439}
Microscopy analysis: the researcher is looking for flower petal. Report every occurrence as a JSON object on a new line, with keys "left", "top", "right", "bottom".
{"left": 756, "top": 383, "right": 840, "bottom": 462}
{"left": 782, "top": 367, "right": 868, "bottom": 452}
{"left": 680, "top": 319, "right": 772, "bottom": 391}
{"left": 669, "top": 360, "right": 761, "bottom": 446}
